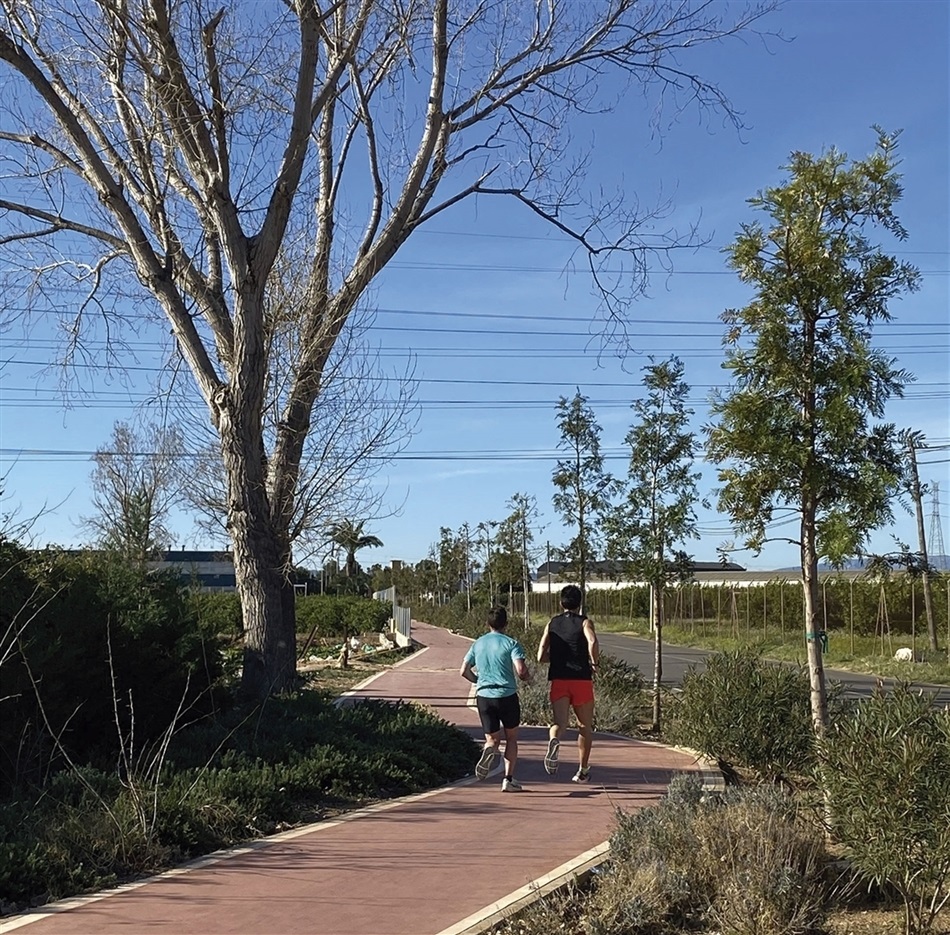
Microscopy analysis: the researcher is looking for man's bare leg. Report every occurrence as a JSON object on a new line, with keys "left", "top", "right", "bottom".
{"left": 545, "top": 696, "right": 571, "bottom": 774}
{"left": 549, "top": 696, "right": 571, "bottom": 742}
{"left": 502, "top": 727, "right": 519, "bottom": 777}
{"left": 572, "top": 700, "right": 595, "bottom": 770}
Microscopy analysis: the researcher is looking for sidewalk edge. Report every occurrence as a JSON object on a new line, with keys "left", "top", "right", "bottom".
{"left": 434, "top": 842, "right": 610, "bottom": 935}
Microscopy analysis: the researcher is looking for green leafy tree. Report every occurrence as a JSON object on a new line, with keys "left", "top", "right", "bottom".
{"left": 706, "top": 131, "right": 920, "bottom": 737}
{"left": 435, "top": 526, "right": 468, "bottom": 604}
{"left": 552, "top": 391, "right": 618, "bottom": 597}
{"left": 606, "top": 356, "right": 700, "bottom": 731}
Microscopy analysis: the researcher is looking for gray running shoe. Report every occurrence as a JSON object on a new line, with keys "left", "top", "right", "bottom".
{"left": 543, "top": 738, "right": 560, "bottom": 775}
{"left": 502, "top": 777, "right": 523, "bottom": 792}
{"left": 572, "top": 767, "right": 591, "bottom": 783}
{"left": 475, "top": 744, "right": 499, "bottom": 780}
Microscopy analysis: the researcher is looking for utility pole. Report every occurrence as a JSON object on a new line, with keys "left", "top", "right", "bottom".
{"left": 905, "top": 433, "right": 938, "bottom": 652}
{"left": 520, "top": 509, "right": 530, "bottom": 630}
{"left": 461, "top": 523, "right": 472, "bottom": 613}
{"left": 929, "top": 482, "right": 946, "bottom": 570}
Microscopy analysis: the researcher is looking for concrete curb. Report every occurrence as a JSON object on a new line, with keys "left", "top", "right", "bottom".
{"left": 435, "top": 842, "right": 610, "bottom": 935}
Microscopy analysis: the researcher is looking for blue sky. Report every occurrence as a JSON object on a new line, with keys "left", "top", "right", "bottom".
{"left": 1, "top": 0, "right": 948, "bottom": 572}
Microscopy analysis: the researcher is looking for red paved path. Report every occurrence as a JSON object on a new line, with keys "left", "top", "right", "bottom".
{"left": 2, "top": 622, "right": 702, "bottom": 935}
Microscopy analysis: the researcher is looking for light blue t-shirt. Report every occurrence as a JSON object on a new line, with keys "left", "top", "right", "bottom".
{"left": 464, "top": 631, "right": 526, "bottom": 698}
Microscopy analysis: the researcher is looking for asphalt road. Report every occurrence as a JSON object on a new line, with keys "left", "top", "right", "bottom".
{"left": 599, "top": 632, "right": 950, "bottom": 707}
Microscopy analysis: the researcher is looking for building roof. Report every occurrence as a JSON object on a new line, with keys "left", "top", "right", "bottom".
{"left": 536, "top": 559, "right": 746, "bottom": 578}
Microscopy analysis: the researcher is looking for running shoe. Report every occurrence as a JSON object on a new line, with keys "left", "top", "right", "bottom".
{"left": 502, "top": 777, "right": 523, "bottom": 792}
{"left": 572, "top": 766, "right": 591, "bottom": 783}
{"left": 543, "top": 737, "right": 560, "bottom": 775}
{"left": 475, "top": 744, "right": 499, "bottom": 780}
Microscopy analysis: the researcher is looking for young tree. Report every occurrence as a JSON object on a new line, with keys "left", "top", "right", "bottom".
{"left": 706, "top": 131, "right": 920, "bottom": 737}
{"left": 82, "top": 421, "right": 185, "bottom": 563}
{"left": 552, "top": 391, "right": 618, "bottom": 598}
{"left": 605, "top": 357, "right": 700, "bottom": 731}
{"left": 435, "top": 526, "right": 468, "bottom": 604}
{"left": 497, "top": 493, "right": 540, "bottom": 628}
{"left": 475, "top": 520, "right": 499, "bottom": 606}
{"left": 0, "top": 0, "right": 774, "bottom": 697}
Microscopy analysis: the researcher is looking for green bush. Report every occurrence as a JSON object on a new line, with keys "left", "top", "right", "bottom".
{"left": 823, "top": 685, "right": 950, "bottom": 935}
{"left": 189, "top": 590, "right": 243, "bottom": 637}
{"left": 294, "top": 594, "right": 390, "bottom": 640}
{"left": 0, "top": 549, "right": 226, "bottom": 792}
{"left": 588, "top": 776, "right": 827, "bottom": 935}
{"left": 665, "top": 650, "right": 817, "bottom": 779}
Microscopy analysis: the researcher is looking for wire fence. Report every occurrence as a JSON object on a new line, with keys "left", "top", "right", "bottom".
{"left": 527, "top": 575, "right": 950, "bottom": 657}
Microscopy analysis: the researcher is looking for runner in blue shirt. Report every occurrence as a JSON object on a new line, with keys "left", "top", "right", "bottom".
{"left": 460, "top": 607, "right": 531, "bottom": 792}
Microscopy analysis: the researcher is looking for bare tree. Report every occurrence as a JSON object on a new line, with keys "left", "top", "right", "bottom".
{"left": 1, "top": 0, "right": 775, "bottom": 698}
{"left": 182, "top": 280, "right": 417, "bottom": 563}
{"left": 82, "top": 420, "right": 185, "bottom": 562}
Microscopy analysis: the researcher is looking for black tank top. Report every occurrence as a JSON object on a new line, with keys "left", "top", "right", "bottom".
{"left": 547, "top": 611, "right": 592, "bottom": 681}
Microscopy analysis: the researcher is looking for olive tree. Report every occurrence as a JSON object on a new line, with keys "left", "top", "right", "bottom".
{"left": 1, "top": 0, "right": 774, "bottom": 698}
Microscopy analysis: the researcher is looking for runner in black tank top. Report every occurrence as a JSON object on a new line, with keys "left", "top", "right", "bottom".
{"left": 537, "top": 585, "right": 600, "bottom": 782}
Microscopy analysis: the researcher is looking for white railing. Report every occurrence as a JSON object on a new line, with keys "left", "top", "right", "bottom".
{"left": 373, "top": 586, "right": 412, "bottom": 647}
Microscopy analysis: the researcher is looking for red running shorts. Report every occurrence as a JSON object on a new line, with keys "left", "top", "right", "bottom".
{"left": 549, "top": 678, "right": 594, "bottom": 707}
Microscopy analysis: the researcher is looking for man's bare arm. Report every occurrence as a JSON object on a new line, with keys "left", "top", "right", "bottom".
{"left": 460, "top": 660, "right": 477, "bottom": 684}
{"left": 537, "top": 624, "right": 551, "bottom": 664}
{"left": 584, "top": 618, "right": 600, "bottom": 668}
{"left": 514, "top": 657, "right": 532, "bottom": 683}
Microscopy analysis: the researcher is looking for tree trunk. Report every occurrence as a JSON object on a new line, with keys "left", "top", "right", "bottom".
{"left": 652, "top": 581, "right": 663, "bottom": 733}
{"left": 801, "top": 508, "right": 828, "bottom": 737}
{"left": 221, "top": 415, "right": 297, "bottom": 700}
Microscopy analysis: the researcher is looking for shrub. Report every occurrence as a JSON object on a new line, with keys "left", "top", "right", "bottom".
{"left": 189, "top": 590, "right": 243, "bottom": 637}
{"left": 0, "top": 549, "right": 226, "bottom": 791}
{"left": 588, "top": 776, "right": 827, "bottom": 935}
{"left": 823, "top": 685, "right": 950, "bottom": 935}
{"left": 294, "top": 595, "right": 390, "bottom": 640}
{"left": 665, "top": 649, "right": 816, "bottom": 779}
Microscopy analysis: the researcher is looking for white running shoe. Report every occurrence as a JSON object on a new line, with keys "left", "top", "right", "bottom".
{"left": 475, "top": 744, "right": 499, "bottom": 780}
{"left": 543, "top": 738, "right": 560, "bottom": 775}
{"left": 572, "top": 767, "right": 591, "bottom": 783}
{"left": 502, "top": 777, "right": 523, "bottom": 792}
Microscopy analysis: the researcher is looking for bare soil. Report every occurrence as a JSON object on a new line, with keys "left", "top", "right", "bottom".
{"left": 825, "top": 906, "right": 948, "bottom": 935}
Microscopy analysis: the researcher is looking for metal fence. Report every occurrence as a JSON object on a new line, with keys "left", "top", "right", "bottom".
{"left": 528, "top": 575, "right": 950, "bottom": 656}
{"left": 373, "top": 586, "right": 412, "bottom": 647}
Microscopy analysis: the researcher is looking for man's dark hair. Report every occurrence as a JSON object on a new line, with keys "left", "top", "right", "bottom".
{"left": 487, "top": 606, "right": 508, "bottom": 630}
{"left": 559, "top": 585, "right": 583, "bottom": 611}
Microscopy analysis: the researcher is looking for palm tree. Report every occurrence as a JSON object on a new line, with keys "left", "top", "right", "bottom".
{"left": 326, "top": 519, "right": 383, "bottom": 578}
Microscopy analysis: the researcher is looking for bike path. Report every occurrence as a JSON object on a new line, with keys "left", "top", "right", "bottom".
{"left": 1, "top": 622, "right": 704, "bottom": 935}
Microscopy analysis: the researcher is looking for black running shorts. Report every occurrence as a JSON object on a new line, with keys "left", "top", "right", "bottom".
{"left": 476, "top": 692, "right": 521, "bottom": 734}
